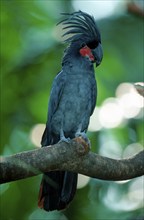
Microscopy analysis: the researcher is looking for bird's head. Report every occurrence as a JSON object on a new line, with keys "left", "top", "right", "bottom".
{"left": 58, "top": 11, "right": 103, "bottom": 67}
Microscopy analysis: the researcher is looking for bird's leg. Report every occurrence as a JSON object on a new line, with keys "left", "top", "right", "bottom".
{"left": 75, "top": 124, "right": 90, "bottom": 146}
{"left": 59, "top": 128, "right": 70, "bottom": 143}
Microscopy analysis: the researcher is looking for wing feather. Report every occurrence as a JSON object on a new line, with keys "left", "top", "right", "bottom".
{"left": 41, "top": 71, "right": 66, "bottom": 146}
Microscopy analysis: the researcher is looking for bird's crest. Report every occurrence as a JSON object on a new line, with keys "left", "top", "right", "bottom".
{"left": 57, "top": 11, "right": 101, "bottom": 46}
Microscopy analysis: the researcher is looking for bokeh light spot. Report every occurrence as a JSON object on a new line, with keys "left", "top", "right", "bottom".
{"left": 30, "top": 124, "right": 45, "bottom": 147}
{"left": 77, "top": 174, "right": 90, "bottom": 189}
{"left": 88, "top": 107, "right": 102, "bottom": 131}
{"left": 99, "top": 98, "right": 124, "bottom": 128}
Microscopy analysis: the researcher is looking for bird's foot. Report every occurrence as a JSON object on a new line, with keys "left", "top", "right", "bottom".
{"left": 75, "top": 132, "right": 90, "bottom": 147}
{"left": 59, "top": 136, "right": 71, "bottom": 144}
{"left": 59, "top": 128, "right": 71, "bottom": 143}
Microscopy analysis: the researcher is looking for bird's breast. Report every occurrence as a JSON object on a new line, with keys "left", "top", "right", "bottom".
{"left": 51, "top": 74, "right": 95, "bottom": 136}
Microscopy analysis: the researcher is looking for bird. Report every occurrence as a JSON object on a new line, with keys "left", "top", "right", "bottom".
{"left": 38, "top": 10, "right": 103, "bottom": 211}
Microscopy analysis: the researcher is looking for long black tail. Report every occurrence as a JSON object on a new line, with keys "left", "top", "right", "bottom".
{"left": 38, "top": 127, "right": 78, "bottom": 211}
{"left": 38, "top": 171, "right": 78, "bottom": 211}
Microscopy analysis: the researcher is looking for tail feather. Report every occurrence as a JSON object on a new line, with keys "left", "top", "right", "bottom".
{"left": 38, "top": 126, "right": 78, "bottom": 211}
{"left": 38, "top": 171, "right": 77, "bottom": 211}
{"left": 38, "top": 171, "right": 63, "bottom": 211}
{"left": 58, "top": 172, "right": 78, "bottom": 210}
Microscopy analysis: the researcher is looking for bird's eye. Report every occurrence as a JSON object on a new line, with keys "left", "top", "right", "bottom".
{"left": 87, "top": 41, "right": 99, "bottom": 49}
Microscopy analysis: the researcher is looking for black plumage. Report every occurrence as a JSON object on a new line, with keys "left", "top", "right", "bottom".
{"left": 58, "top": 11, "right": 101, "bottom": 44}
{"left": 38, "top": 10, "right": 103, "bottom": 211}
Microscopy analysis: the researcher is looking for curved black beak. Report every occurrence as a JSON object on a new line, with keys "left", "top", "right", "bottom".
{"left": 92, "top": 43, "right": 103, "bottom": 67}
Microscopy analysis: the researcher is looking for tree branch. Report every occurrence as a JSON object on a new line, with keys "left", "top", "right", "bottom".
{"left": 0, "top": 137, "right": 144, "bottom": 184}
{"left": 127, "top": 2, "right": 144, "bottom": 17}
{"left": 134, "top": 82, "right": 144, "bottom": 97}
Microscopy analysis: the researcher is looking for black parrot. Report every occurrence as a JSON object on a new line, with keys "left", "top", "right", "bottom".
{"left": 38, "top": 11, "right": 103, "bottom": 211}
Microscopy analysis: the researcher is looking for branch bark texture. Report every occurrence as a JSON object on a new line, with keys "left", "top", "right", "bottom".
{"left": 0, "top": 137, "right": 144, "bottom": 184}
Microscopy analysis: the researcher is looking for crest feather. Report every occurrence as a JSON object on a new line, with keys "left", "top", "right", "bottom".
{"left": 57, "top": 11, "right": 101, "bottom": 44}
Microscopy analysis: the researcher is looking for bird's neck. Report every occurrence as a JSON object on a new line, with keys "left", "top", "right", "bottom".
{"left": 62, "top": 46, "right": 94, "bottom": 75}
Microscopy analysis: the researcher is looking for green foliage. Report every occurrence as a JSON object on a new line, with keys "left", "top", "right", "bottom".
{"left": 0, "top": 1, "right": 143, "bottom": 220}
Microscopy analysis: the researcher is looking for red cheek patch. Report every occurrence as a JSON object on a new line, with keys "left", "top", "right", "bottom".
{"left": 79, "top": 46, "right": 95, "bottom": 61}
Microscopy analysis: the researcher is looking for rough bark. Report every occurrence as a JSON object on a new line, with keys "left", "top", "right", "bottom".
{"left": 0, "top": 137, "right": 144, "bottom": 184}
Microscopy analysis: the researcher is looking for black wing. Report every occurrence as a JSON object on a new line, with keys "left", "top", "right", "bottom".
{"left": 41, "top": 71, "right": 66, "bottom": 146}
{"left": 90, "top": 78, "right": 97, "bottom": 116}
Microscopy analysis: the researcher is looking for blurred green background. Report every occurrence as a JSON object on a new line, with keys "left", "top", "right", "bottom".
{"left": 0, "top": 0, "right": 144, "bottom": 220}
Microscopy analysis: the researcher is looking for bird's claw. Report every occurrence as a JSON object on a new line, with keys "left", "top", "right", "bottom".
{"left": 59, "top": 137, "right": 71, "bottom": 144}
